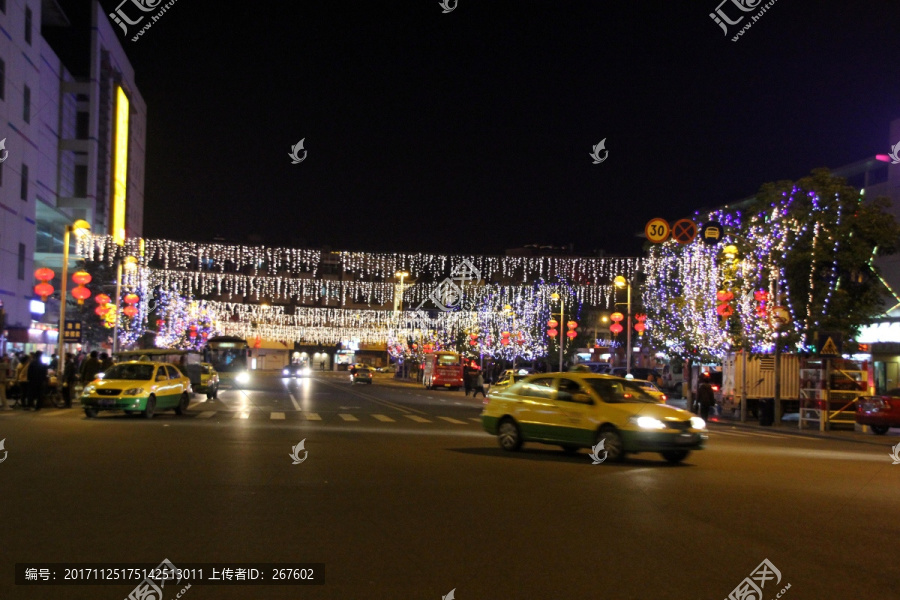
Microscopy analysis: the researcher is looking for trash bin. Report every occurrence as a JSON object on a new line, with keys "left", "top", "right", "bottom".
{"left": 759, "top": 398, "right": 774, "bottom": 426}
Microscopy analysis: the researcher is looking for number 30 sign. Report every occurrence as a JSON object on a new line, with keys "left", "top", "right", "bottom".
{"left": 645, "top": 218, "right": 670, "bottom": 243}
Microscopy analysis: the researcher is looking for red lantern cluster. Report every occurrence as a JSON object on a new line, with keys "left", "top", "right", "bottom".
{"left": 501, "top": 331, "right": 511, "bottom": 346}
{"left": 547, "top": 319, "right": 558, "bottom": 338}
{"left": 609, "top": 312, "right": 624, "bottom": 335}
{"left": 123, "top": 292, "right": 139, "bottom": 318}
{"left": 634, "top": 313, "right": 647, "bottom": 335}
{"left": 566, "top": 320, "right": 578, "bottom": 339}
{"left": 70, "top": 271, "right": 92, "bottom": 305}
{"left": 754, "top": 290, "right": 769, "bottom": 318}
{"left": 716, "top": 290, "right": 735, "bottom": 318}
{"left": 33, "top": 268, "right": 55, "bottom": 301}
{"left": 189, "top": 325, "right": 198, "bottom": 339}
{"left": 516, "top": 332, "right": 525, "bottom": 346}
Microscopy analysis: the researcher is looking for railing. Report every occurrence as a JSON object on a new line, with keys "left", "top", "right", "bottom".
{"left": 799, "top": 397, "right": 858, "bottom": 430}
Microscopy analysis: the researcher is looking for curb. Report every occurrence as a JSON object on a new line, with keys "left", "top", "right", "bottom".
{"left": 708, "top": 418, "right": 896, "bottom": 447}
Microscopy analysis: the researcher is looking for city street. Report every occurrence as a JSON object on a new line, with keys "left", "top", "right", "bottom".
{"left": 0, "top": 372, "right": 897, "bottom": 599}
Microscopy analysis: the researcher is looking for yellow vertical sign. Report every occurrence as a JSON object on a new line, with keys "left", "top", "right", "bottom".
{"left": 111, "top": 86, "right": 130, "bottom": 246}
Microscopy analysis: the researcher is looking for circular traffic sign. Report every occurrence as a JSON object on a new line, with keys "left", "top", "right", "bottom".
{"left": 644, "top": 218, "right": 670, "bottom": 243}
{"left": 672, "top": 219, "right": 697, "bottom": 244}
{"left": 700, "top": 221, "right": 723, "bottom": 245}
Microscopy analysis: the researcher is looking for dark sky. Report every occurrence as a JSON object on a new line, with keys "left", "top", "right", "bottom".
{"left": 83, "top": 0, "right": 900, "bottom": 255}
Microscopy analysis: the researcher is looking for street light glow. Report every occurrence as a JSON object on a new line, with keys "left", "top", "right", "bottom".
{"left": 614, "top": 276, "right": 627, "bottom": 289}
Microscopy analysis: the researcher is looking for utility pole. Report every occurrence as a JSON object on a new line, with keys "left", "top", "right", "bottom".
{"left": 773, "top": 280, "right": 781, "bottom": 425}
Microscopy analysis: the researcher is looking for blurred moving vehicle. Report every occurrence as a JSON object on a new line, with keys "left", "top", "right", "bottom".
{"left": 186, "top": 362, "right": 219, "bottom": 399}
{"left": 856, "top": 391, "right": 900, "bottom": 434}
{"left": 81, "top": 361, "right": 191, "bottom": 419}
{"left": 205, "top": 335, "right": 251, "bottom": 387}
{"left": 282, "top": 363, "right": 312, "bottom": 378}
{"left": 491, "top": 371, "right": 528, "bottom": 392}
{"left": 423, "top": 351, "right": 464, "bottom": 390}
{"left": 350, "top": 366, "right": 373, "bottom": 384}
{"left": 633, "top": 379, "right": 667, "bottom": 403}
{"left": 575, "top": 361, "right": 612, "bottom": 374}
{"left": 610, "top": 367, "right": 662, "bottom": 381}
{"left": 376, "top": 364, "right": 398, "bottom": 373}
{"left": 481, "top": 373, "right": 707, "bottom": 464}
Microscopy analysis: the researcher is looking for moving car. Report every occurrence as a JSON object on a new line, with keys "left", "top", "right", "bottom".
{"left": 491, "top": 371, "right": 528, "bottom": 392}
{"left": 633, "top": 379, "right": 667, "bottom": 403}
{"left": 481, "top": 373, "right": 707, "bottom": 463}
{"left": 186, "top": 362, "right": 219, "bottom": 399}
{"left": 376, "top": 364, "right": 398, "bottom": 373}
{"left": 282, "top": 363, "right": 312, "bottom": 378}
{"left": 350, "top": 366, "right": 373, "bottom": 384}
{"left": 856, "top": 391, "right": 900, "bottom": 434}
{"left": 81, "top": 361, "right": 191, "bottom": 419}
{"left": 610, "top": 367, "right": 662, "bottom": 381}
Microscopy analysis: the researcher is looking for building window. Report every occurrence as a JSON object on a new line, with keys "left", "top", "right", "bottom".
{"left": 23, "top": 85, "right": 30, "bottom": 123}
{"left": 20, "top": 163, "right": 28, "bottom": 201}
{"left": 74, "top": 165, "right": 88, "bottom": 197}
{"left": 18, "top": 243, "right": 25, "bottom": 280}
{"left": 0, "top": 0, "right": 6, "bottom": 14}
{"left": 76, "top": 111, "right": 89, "bottom": 139}
{"left": 0, "top": 58, "right": 5, "bottom": 100}
{"left": 24, "top": 7, "right": 32, "bottom": 45}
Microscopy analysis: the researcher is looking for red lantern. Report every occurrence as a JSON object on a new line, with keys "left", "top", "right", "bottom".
{"left": 95, "top": 293, "right": 111, "bottom": 305}
{"left": 254, "top": 336, "right": 262, "bottom": 349}
{"left": 95, "top": 306, "right": 109, "bottom": 316}
{"left": 610, "top": 323, "right": 624, "bottom": 334}
{"left": 567, "top": 321, "right": 578, "bottom": 330}
{"left": 34, "top": 282, "right": 54, "bottom": 301}
{"left": 34, "top": 267, "right": 55, "bottom": 282}
{"left": 547, "top": 329, "right": 558, "bottom": 338}
{"left": 516, "top": 333, "right": 525, "bottom": 345}
{"left": 412, "top": 343, "right": 418, "bottom": 349}
{"left": 716, "top": 304, "right": 734, "bottom": 317}
{"left": 634, "top": 322, "right": 646, "bottom": 334}
{"left": 716, "top": 290, "right": 734, "bottom": 303}
{"left": 566, "top": 330, "right": 577, "bottom": 339}
{"left": 71, "top": 285, "right": 91, "bottom": 305}
{"left": 123, "top": 305, "right": 138, "bottom": 317}
{"left": 201, "top": 331, "right": 208, "bottom": 340}
{"left": 469, "top": 333, "right": 478, "bottom": 340}
{"left": 189, "top": 325, "right": 198, "bottom": 339}
{"left": 501, "top": 338, "right": 510, "bottom": 346}
{"left": 72, "top": 271, "right": 92, "bottom": 286}
{"left": 547, "top": 319, "right": 559, "bottom": 329}
{"left": 635, "top": 313, "right": 647, "bottom": 322}
{"left": 470, "top": 340, "right": 478, "bottom": 346}
{"left": 754, "top": 290, "right": 769, "bottom": 302}
{"left": 501, "top": 331, "right": 510, "bottom": 338}
{"left": 124, "top": 293, "right": 140, "bottom": 305}
{"left": 610, "top": 312, "right": 624, "bottom": 323}
{"left": 156, "top": 319, "right": 164, "bottom": 328}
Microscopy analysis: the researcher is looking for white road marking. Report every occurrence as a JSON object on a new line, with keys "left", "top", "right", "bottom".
{"left": 372, "top": 414, "right": 395, "bottom": 422}
{"left": 469, "top": 417, "right": 482, "bottom": 422}
{"left": 304, "top": 412, "right": 322, "bottom": 421}
{"left": 286, "top": 386, "right": 302, "bottom": 411}
{"left": 196, "top": 411, "right": 216, "bottom": 418}
{"left": 438, "top": 416, "right": 466, "bottom": 424}
{"left": 271, "top": 412, "right": 286, "bottom": 420}
{"left": 405, "top": 415, "right": 431, "bottom": 423}
{"left": 234, "top": 411, "right": 249, "bottom": 419}
{"left": 339, "top": 413, "right": 359, "bottom": 421}
{"left": 38, "top": 410, "right": 68, "bottom": 417}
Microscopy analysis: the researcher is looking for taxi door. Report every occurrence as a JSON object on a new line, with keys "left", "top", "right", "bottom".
{"left": 549, "top": 376, "right": 597, "bottom": 445}
{"left": 515, "top": 377, "right": 559, "bottom": 440}
{"left": 152, "top": 365, "right": 172, "bottom": 402}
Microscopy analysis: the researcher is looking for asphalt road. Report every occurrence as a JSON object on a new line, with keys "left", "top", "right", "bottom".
{"left": 1, "top": 371, "right": 897, "bottom": 600}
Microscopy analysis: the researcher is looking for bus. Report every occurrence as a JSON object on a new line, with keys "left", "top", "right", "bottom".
{"left": 422, "top": 351, "right": 464, "bottom": 390}
{"left": 204, "top": 336, "right": 250, "bottom": 387}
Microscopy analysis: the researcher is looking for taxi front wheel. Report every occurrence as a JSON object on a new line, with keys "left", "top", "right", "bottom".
{"left": 84, "top": 408, "right": 97, "bottom": 418}
{"left": 497, "top": 418, "right": 523, "bottom": 451}
{"left": 661, "top": 450, "right": 690, "bottom": 464}
{"left": 596, "top": 427, "right": 625, "bottom": 462}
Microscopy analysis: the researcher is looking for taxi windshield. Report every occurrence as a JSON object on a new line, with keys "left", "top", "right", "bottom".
{"left": 103, "top": 364, "right": 155, "bottom": 381}
{"left": 584, "top": 379, "right": 658, "bottom": 404}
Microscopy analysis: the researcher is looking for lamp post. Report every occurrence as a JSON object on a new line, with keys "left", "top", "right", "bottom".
{"left": 111, "top": 256, "right": 138, "bottom": 354}
{"left": 57, "top": 219, "right": 91, "bottom": 376}
{"left": 550, "top": 292, "right": 565, "bottom": 372}
{"left": 614, "top": 276, "right": 632, "bottom": 375}
{"left": 394, "top": 270, "right": 409, "bottom": 313}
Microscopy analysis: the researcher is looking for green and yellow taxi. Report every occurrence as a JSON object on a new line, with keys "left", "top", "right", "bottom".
{"left": 481, "top": 373, "right": 707, "bottom": 464}
{"left": 81, "top": 361, "right": 192, "bottom": 419}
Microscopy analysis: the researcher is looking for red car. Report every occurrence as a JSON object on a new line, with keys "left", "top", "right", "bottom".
{"left": 856, "top": 391, "right": 900, "bottom": 434}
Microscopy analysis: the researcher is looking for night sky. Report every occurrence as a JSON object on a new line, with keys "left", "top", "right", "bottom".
{"left": 80, "top": 0, "right": 900, "bottom": 255}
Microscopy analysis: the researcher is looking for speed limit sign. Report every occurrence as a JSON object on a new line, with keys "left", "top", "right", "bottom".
{"left": 645, "top": 218, "right": 670, "bottom": 243}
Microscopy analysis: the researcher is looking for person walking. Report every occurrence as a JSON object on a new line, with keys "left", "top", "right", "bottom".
{"left": 0, "top": 354, "right": 11, "bottom": 410}
{"left": 27, "top": 351, "right": 49, "bottom": 411}
{"left": 99, "top": 352, "right": 114, "bottom": 371}
{"left": 62, "top": 353, "right": 78, "bottom": 408}
{"left": 15, "top": 354, "right": 31, "bottom": 408}
{"left": 697, "top": 375, "right": 715, "bottom": 421}
{"left": 80, "top": 351, "right": 102, "bottom": 384}
{"left": 463, "top": 366, "right": 473, "bottom": 396}
{"left": 472, "top": 370, "right": 487, "bottom": 399}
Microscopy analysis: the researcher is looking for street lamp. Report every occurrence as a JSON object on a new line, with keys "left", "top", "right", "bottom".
{"left": 394, "top": 270, "right": 409, "bottom": 313}
{"left": 57, "top": 219, "right": 91, "bottom": 376}
{"left": 614, "top": 275, "right": 632, "bottom": 375}
{"left": 111, "top": 255, "right": 138, "bottom": 354}
{"left": 549, "top": 292, "right": 566, "bottom": 372}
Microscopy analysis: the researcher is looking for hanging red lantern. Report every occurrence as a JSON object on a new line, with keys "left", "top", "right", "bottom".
{"left": 71, "top": 285, "right": 91, "bottom": 305}
{"left": 547, "top": 329, "right": 558, "bottom": 338}
{"left": 516, "top": 333, "right": 525, "bottom": 345}
{"left": 715, "top": 290, "right": 734, "bottom": 303}
{"left": 189, "top": 325, "right": 198, "bottom": 339}
{"left": 72, "top": 271, "right": 92, "bottom": 286}
{"left": 610, "top": 323, "right": 624, "bottom": 334}
{"left": 469, "top": 340, "right": 478, "bottom": 346}
{"left": 501, "top": 331, "right": 510, "bottom": 338}
{"left": 124, "top": 293, "right": 140, "bottom": 305}
{"left": 610, "top": 312, "right": 624, "bottom": 323}
{"left": 95, "top": 305, "right": 110, "bottom": 317}
{"left": 34, "top": 282, "right": 54, "bottom": 301}
{"left": 634, "top": 322, "right": 646, "bottom": 334}
{"left": 254, "top": 336, "right": 262, "bottom": 349}
{"left": 123, "top": 305, "right": 138, "bottom": 317}
{"left": 412, "top": 343, "right": 418, "bottom": 349}
{"left": 635, "top": 313, "right": 647, "bottom": 322}
{"left": 501, "top": 338, "right": 510, "bottom": 346}
{"left": 566, "top": 330, "right": 577, "bottom": 339}
{"left": 201, "top": 331, "right": 208, "bottom": 340}
{"left": 567, "top": 321, "right": 578, "bottom": 330}
{"left": 34, "top": 267, "right": 55, "bottom": 282}
{"left": 95, "top": 293, "right": 111, "bottom": 305}
{"left": 716, "top": 304, "right": 734, "bottom": 317}
{"left": 753, "top": 290, "right": 769, "bottom": 302}
{"left": 469, "top": 333, "right": 478, "bottom": 340}
{"left": 547, "top": 319, "right": 559, "bottom": 329}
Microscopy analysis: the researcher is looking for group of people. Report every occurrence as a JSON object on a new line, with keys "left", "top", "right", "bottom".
{"left": 0, "top": 349, "right": 113, "bottom": 410}
{"left": 463, "top": 366, "right": 487, "bottom": 398}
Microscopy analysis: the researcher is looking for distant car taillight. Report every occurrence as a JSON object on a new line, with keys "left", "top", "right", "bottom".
{"left": 711, "top": 385, "right": 720, "bottom": 391}
{"left": 661, "top": 395, "right": 667, "bottom": 401}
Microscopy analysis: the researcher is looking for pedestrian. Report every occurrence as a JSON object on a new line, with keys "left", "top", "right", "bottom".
{"left": 463, "top": 366, "right": 473, "bottom": 396}
{"left": 27, "top": 351, "right": 49, "bottom": 411}
{"left": 472, "top": 370, "right": 487, "bottom": 398}
{"left": 49, "top": 353, "right": 59, "bottom": 371}
{"left": 99, "top": 352, "right": 113, "bottom": 371}
{"left": 646, "top": 372, "right": 656, "bottom": 385}
{"left": 320, "top": 360, "right": 325, "bottom": 371}
{"left": 0, "top": 354, "right": 11, "bottom": 410}
{"left": 80, "top": 351, "right": 102, "bottom": 384}
{"left": 697, "top": 376, "right": 715, "bottom": 421}
{"left": 15, "top": 354, "right": 31, "bottom": 408}
{"left": 62, "top": 353, "right": 77, "bottom": 408}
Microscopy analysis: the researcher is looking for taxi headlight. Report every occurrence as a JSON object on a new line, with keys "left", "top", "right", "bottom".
{"left": 282, "top": 368, "right": 290, "bottom": 376}
{"left": 690, "top": 416, "right": 707, "bottom": 430}
{"left": 124, "top": 387, "right": 144, "bottom": 396}
{"left": 629, "top": 416, "right": 666, "bottom": 430}
{"left": 82, "top": 385, "right": 96, "bottom": 395}
{"left": 236, "top": 371, "right": 250, "bottom": 384}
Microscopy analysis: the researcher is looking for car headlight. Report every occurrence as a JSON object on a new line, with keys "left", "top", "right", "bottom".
{"left": 301, "top": 367, "right": 311, "bottom": 376}
{"left": 236, "top": 371, "right": 250, "bottom": 384}
{"left": 629, "top": 416, "right": 666, "bottom": 429}
{"left": 124, "top": 388, "right": 144, "bottom": 396}
{"left": 282, "top": 368, "right": 290, "bottom": 376}
{"left": 690, "top": 417, "right": 706, "bottom": 430}
{"left": 82, "top": 385, "right": 96, "bottom": 395}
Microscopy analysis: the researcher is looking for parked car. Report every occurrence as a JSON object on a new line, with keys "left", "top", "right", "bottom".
{"left": 350, "top": 366, "right": 373, "bottom": 384}
{"left": 185, "top": 362, "right": 219, "bottom": 399}
{"left": 856, "top": 391, "right": 900, "bottom": 434}
{"left": 282, "top": 363, "right": 312, "bottom": 378}
{"left": 81, "top": 361, "right": 191, "bottom": 419}
{"left": 481, "top": 373, "right": 707, "bottom": 463}
{"left": 610, "top": 367, "right": 662, "bottom": 381}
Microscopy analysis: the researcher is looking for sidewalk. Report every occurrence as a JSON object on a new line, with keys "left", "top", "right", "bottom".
{"left": 664, "top": 399, "right": 898, "bottom": 447}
